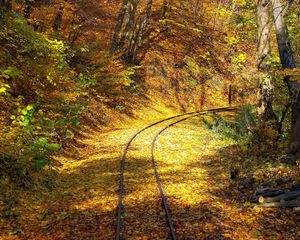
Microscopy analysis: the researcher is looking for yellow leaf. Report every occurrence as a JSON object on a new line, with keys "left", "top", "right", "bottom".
{"left": 21, "top": 109, "right": 28, "bottom": 115}
{"left": 0, "top": 87, "right": 6, "bottom": 93}
{"left": 26, "top": 105, "right": 34, "bottom": 111}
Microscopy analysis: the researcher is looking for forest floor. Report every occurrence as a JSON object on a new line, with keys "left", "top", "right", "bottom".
{"left": 2, "top": 108, "right": 300, "bottom": 240}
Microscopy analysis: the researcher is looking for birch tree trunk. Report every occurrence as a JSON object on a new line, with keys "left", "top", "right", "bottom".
{"left": 129, "top": 0, "right": 152, "bottom": 62}
{"left": 271, "top": 0, "right": 300, "bottom": 161}
{"left": 256, "top": 0, "right": 278, "bottom": 124}
{"left": 111, "top": 0, "right": 130, "bottom": 52}
{"left": 119, "top": 0, "right": 140, "bottom": 47}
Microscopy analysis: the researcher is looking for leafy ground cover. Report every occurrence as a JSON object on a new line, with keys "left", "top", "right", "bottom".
{"left": 1, "top": 109, "right": 300, "bottom": 239}
{"left": 156, "top": 116, "right": 300, "bottom": 239}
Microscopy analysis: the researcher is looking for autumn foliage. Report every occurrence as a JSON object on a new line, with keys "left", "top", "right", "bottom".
{"left": 0, "top": 0, "right": 300, "bottom": 239}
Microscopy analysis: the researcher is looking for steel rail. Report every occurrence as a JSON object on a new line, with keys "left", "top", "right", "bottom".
{"left": 116, "top": 106, "right": 240, "bottom": 240}
{"left": 150, "top": 106, "right": 240, "bottom": 240}
{"left": 116, "top": 111, "right": 200, "bottom": 240}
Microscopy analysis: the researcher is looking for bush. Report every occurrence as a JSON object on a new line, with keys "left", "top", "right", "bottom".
{"left": 0, "top": 14, "right": 84, "bottom": 186}
{"left": 203, "top": 105, "right": 258, "bottom": 142}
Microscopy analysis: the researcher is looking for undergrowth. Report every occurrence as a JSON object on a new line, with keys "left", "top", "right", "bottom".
{"left": 202, "top": 105, "right": 258, "bottom": 142}
{"left": 0, "top": 12, "right": 138, "bottom": 217}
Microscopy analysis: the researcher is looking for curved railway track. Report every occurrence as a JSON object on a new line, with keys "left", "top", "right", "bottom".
{"left": 116, "top": 106, "right": 240, "bottom": 240}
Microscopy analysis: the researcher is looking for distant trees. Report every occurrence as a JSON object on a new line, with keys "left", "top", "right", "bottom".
{"left": 0, "top": 0, "right": 66, "bottom": 31}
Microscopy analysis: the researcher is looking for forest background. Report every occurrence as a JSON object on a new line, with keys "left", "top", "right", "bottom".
{"left": 0, "top": 0, "right": 300, "bottom": 238}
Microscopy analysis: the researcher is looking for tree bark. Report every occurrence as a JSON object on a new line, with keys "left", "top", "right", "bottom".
{"left": 271, "top": 0, "right": 300, "bottom": 161}
{"left": 259, "top": 190, "right": 300, "bottom": 203}
{"left": 258, "top": 201, "right": 300, "bottom": 208}
{"left": 129, "top": 0, "right": 152, "bottom": 62}
{"left": 256, "top": 0, "right": 278, "bottom": 125}
{"left": 119, "top": 0, "right": 140, "bottom": 47}
{"left": 0, "top": 0, "right": 12, "bottom": 11}
{"left": 163, "top": 0, "right": 168, "bottom": 17}
{"left": 24, "top": 0, "right": 32, "bottom": 20}
{"left": 53, "top": 3, "right": 65, "bottom": 31}
{"left": 111, "top": 0, "right": 130, "bottom": 52}
{"left": 272, "top": 0, "right": 296, "bottom": 69}
{"left": 256, "top": 189, "right": 285, "bottom": 197}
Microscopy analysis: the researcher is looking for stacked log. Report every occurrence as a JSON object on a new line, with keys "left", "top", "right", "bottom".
{"left": 251, "top": 188, "right": 300, "bottom": 208}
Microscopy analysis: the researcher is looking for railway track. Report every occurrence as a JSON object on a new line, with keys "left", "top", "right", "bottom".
{"left": 115, "top": 106, "right": 240, "bottom": 240}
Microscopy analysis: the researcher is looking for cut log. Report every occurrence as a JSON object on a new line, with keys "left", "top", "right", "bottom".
{"left": 251, "top": 190, "right": 285, "bottom": 203}
{"left": 255, "top": 188, "right": 279, "bottom": 195}
{"left": 258, "top": 190, "right": 285, "bottom": 198}
{"left": 258, "top": 201, "right": 300, "bottom": 208}
{"left": 259, "top": 191, "right": 300, "bottom": 203}
{"left": 249, "top": 195, "right": 259, "bottom": 203}
{"left": 291, "top": 185, "right": 300, "bottom": 191}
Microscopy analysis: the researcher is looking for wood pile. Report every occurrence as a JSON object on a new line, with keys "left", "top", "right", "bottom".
{"left": 250, "top": 187, "right": 300, "bottom": 208}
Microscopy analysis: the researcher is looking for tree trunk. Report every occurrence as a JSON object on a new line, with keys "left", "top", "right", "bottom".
{"left": 256, "top": 0, "right": 278, "bottom": 124}
{"left": 129, "top": 0, "right": 152, "bottom": 62}
{"left": 127, "top": 16, "right": 139, "bottom": 56}
{"left": 119, "top": 0, "right": 140, "bottom": 47}
{"left": 163, "top": 0, "right": 168, "bottom": 17}
{"left": 111, "top": 0, "right": 130, "bottom": 52}
{"left": 53, "top": 3, "right": 65, "bottom": 31}
{"left": 228, "top": 85, "right": 232, "bottom": 105}
{"left": 0, "top": 0, "right": 12, "bottom": 10}
{"left": 271, "top": 0, "right": 300, "bottom": 161}
{"left": 24, "top": 0, "right": 32, "bottom": 20}
{"left": 272, "top": 0, "right": 296, "bottom": 69}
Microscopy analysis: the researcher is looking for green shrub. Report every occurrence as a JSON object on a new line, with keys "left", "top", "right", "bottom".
{"left": 203, "top": 105, "right": 258, "bottom": 141}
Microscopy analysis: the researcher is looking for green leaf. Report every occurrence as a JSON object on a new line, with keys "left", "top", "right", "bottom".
{"left": 34, "top": 157, "right": 51, "bottom": 171}
{"left": 2, "top": 67, "right": 21, "bottom": 79}
{"left": 38, "top": 137, "right": 48, "bottom": 146}
{"left": 46, "top": 143, "right": 61, "bottom": 151}
{"left": 22, "top": 117, "right": 30, "bottom": 126}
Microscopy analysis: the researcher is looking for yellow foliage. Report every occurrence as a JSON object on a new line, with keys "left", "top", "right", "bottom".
{"left": 225, "top": 36, "right": 239, "bottom": 46}
{"left": 232, "top": 53, "right": 247, "bottom": 65}
{"left": 219, "top": 8, "right": 231, "bottom": 17}
{"left": 236, "top": 0, "right": 247, "bottom": 6}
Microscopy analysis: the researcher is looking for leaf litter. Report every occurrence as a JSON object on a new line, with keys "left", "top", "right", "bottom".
{"left": 1, "top": 113, "right": 300, "bottom": 240}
